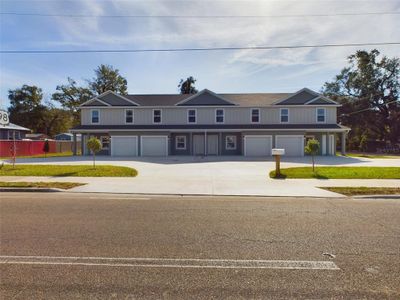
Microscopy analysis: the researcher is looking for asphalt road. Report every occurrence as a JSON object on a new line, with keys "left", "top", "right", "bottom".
{"left": 0, "top": 192, "right": 399, "bottom": 299}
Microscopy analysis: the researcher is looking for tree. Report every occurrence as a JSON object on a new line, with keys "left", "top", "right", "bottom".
{"left": 53, "top": 65, "right": 128, "bottom": 123}
{"left": 8, "top": 85, "right": 46, "bottom": 132}
{"left": 86, "top": 137, "right": 102, "bottom": 168}
{"left": 323, "top": 50, "right": 400, "bottom": 147}
{"left": 305, "top": 139, "right": 320, "bottom": 172}
{"left": 52, "top": 78, "right": 93, "bottom": 125}
{"left": 88, "top": 64, "right": 128, "bottom": 95}
{"left": 178, "top": 76, "right": 198, "bottom": 94}
{"left": 43, "top": 139, "right": 50, "bottom": 158}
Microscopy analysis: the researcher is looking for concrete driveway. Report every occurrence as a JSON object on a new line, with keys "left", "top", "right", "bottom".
{"left": 3, "top": 155, "right": 399, "bottom": 197}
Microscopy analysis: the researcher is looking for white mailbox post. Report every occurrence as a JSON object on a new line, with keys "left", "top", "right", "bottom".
{"left": 272, "top": 148, "right": 285, "bottom": 177}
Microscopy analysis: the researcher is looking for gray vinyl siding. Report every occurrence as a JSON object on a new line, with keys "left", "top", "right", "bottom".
{"left": 81, "top": 107, "right": 336, "bottom": 126}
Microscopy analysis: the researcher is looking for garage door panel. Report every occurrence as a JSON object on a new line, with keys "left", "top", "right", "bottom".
{"left": 245, "top": 136, "right": 272, "bottom": 156}
{"left": 275, "top": 136, "right": 304, "bottom": 157}
{"left": 141, "top": 136, "right": 168, "bottom": 156}
{"left": 111, "top": 136, "right": 138, "bottom": 156}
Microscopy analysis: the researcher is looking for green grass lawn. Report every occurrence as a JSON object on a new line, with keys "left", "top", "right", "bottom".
{"left": 0, "top": 152, "right": 76, "bottom": 159}
{"left": 0, "top": 181, "right": 85, "bottom": 189}
{"left": 270, "top": 167, "right": 400, "bottom": 179}
{"left": 320, "top": 186, "right": 400, "bottom": 196}
{"left": 337, "top": 152, "right": 400, "bottom": 159}
{"left": 0, "top": 164, "right": 137, "bottom": 177}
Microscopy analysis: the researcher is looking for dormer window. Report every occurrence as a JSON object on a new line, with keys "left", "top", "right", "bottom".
{"left": 91, "top": 110, "right": 99, "bottom": 124}
{"left": 125, "top": 109, "right": 133, "bottom": 124}
{"left": 280, "top": 108, "right": 289, "bottom": 123}
{"left": 316, "top": 108, "right": 326, "bottom": 123}
{"left": 188, "top": 109, "right": 196, "bottom": 123}
{"left": 153, "top": 109, "right": 162, "bottom": 123}
{"left": 251, "top": 108, "right": 260, "bottom": 123}
{"left": 215, "top": 109, "right": 224, "bottom": 123}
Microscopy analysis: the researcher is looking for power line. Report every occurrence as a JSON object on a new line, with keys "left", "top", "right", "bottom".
{"left": 2, "top": 42, "right": 399, "bottom": 54}
{"left": 1, "top": 11, "right": 399, "bottom": 19}
{"left": 340, "top": 99, "right": 400, "bottom": 117}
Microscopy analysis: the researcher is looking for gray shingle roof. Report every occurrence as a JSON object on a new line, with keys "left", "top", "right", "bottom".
{"left": 72, "top": 124, "right": 348, "bottom": 131}
{"left": 81, "top": 89, "right": 338, "bottom": 107}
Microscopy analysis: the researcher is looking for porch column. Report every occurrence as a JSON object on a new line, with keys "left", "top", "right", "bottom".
{"left": 341, "top": 132, "right": 347, "bottom": 155}
{"left": 72, "top": 133, "right": 77, "bottom": 156}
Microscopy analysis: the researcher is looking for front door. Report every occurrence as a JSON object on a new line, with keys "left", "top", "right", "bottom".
{"left": 193, "top": 135, "right": 205, "bottom": 156}
{"left": 207, "top": 134, "right": 218, "bottom": 155}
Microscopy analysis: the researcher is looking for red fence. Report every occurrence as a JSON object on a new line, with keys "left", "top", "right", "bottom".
{"left": 0, "top": 140, "right": 57, "bottom": 157}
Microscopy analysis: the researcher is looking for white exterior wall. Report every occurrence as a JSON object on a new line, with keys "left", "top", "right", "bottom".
{"left": 81, "top": 106, "right": 336, "bottom": 125}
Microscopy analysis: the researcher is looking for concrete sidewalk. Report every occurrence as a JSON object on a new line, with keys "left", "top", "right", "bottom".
{"left": 2, "top": 176, "right": 399, "bottom": 198}
{"left": 1, "top": 156, "right": 399, "bottom": 197}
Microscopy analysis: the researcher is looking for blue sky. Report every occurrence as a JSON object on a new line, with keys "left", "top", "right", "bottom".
{"left": 1, "top": 0, "right": 399, "bottom": 109}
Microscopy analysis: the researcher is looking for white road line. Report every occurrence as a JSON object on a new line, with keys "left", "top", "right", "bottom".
{"left": 0, "top": 255, "right": 339, "bottom": 270}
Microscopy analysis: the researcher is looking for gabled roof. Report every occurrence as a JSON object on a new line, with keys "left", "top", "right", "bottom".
{"left": 176, "top": 89, "right": 236, "bottom": 106}
{"left": 79, "top": 88, "right": 338, "bottom": 107}
{"left": 0, "top": 122, "right": 31, "bottom": 131}
{"left": 81, "top": 91, "right": 139, "bottom": 107}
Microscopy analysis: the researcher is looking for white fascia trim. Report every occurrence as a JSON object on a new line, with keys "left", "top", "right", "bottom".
{"left": 71, "top": 127, "right": 349, "bottom": 133}
{"left": 98, "top": 90, "right": 141, "bottom": 106}
{"left": 79, "top": 104, "right": 341, "bottom": 109}
{"left": 175, "top": 89, "right": 237, "bottom": 106}
{"left": 272, "top": 87, "right": 319, "bottom": 105}
{"left": 305, "top": 95, "right": 338, "bottom": 105}
{"left": 80, "top": 97, "right": 111, "bottom": 107}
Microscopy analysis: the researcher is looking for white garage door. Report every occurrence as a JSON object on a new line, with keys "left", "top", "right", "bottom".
{"left": 141, "top": 136, "right": 168, "bottom": 156}
{"left": 275, "top": 135, "right": 304, "bottom": 156}
{"left": 111, "top": 136, "right": 138, "bottom": 156}
{"left": 244, "top": 136, "right": 272, "bottom": 156}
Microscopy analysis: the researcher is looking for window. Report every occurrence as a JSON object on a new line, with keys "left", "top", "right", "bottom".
{"left": 125, "top": 109, "right": 133, "bottom": 124}
{"left": 153, "top": 109, "right": 162, "bottom": 123}
{"left": 251, "top": 108, "right": 260, "bottom": 123}
{"left": 7, "top": 131, "right": 20, "bottom": 140}
{"left": 226, "top": 135, "right": 237, "bottom": 150}
{"left": 216, "top": 109, "right": 224, "bottom": 123}
{"left": 280, "top": 108, "right": 289, "bottom": 123}
{"left": 317, "top": 108, "right": 326, "bottom": 123}
{"left": 188, "top": 109, "right": 196, "bottom": 123}
{"left": 176, "top": 136, "right": 186, "bottom": 150}
{"left": 101, "top": 136, "right": 110, "bottom": 150}
{"left": 91, "top": 110, "right": 99, "bottom": 124}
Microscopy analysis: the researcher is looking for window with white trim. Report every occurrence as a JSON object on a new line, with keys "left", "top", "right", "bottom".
{"left": 280, "top": 108, "right": 289, "bottom": 123}
{"left": 125, "top": 109, "right": 133, "bottom": 124}
{"left": 251, "top": 108, "right": 260, "bottom": 123}
{"left": 153, "top": 109, "right": 162, "bottom": 123}
{"left": 188, "top": 109, "right": 196, "bottom": 123}
{"left": 91, "top": 110, "right": 99, "bottom": 124}
{"left": 176, "top": 136, "right": 186, "bottom": 150}
{"left": 216, "top": 109, "right": 224, "bottom": 123}
{"left": 226, "top": 135, "right": 237, "bottom": 150}
{"left": 317, "top": 108, "right": 326, "bottom": 123}
{"left": 101, "top": 136, "right": 110, "bottom": 150}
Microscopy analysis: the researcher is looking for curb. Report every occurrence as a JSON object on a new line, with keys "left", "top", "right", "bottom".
{"left": 0, "top": 187, "right": 63, "bottom": 193}
{"left": 352, "top": 194, "right": 400, "bottom": 199}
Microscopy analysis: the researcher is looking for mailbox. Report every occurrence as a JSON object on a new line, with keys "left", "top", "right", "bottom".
{"left": 272, "top": 148, "right": 285, "bottom": 156}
